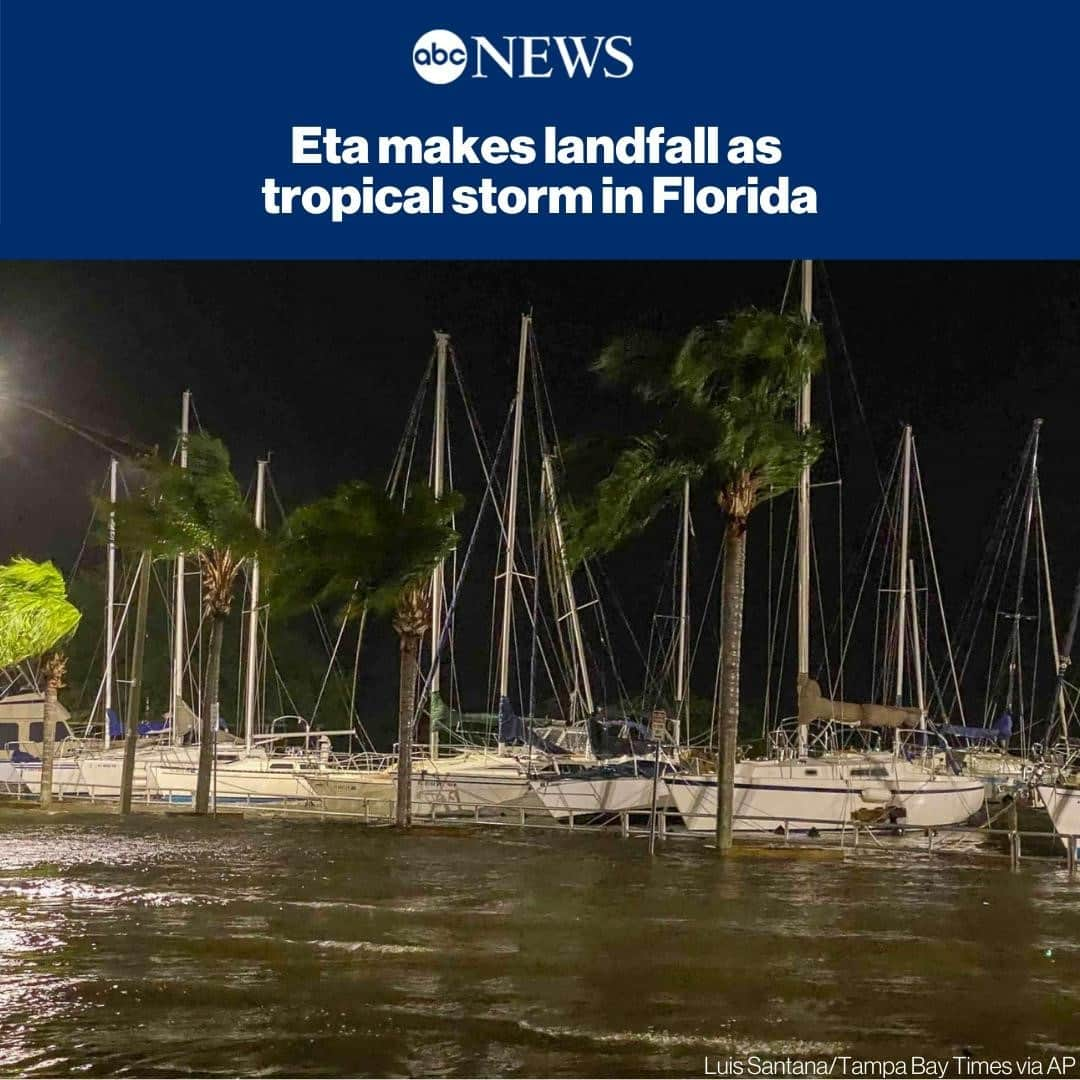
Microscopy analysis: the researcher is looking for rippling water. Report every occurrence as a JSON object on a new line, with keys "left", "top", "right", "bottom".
{"left": 1, "top": 809, "right": 1078, "bottom": 1076}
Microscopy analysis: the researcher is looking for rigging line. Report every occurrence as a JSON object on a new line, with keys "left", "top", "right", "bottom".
{"left": 953, "top": 429, "right": 1034, "bottom": 691}
{"left": 818, "top": 263, "right": 884, "bottom": 491}
{"left": 687, "top": 527, "right": 724, "bottom": 730}
{"left": 873, "top": 464, "right": 897, "bottom": 704}
{"left": 817, "top": 432, "right": 903, "bottom": 701}
{"left": 779, "top": 259, "right": 797, "bottom": 315}
{"left": 770, "top": 516, "right": 797, "bottom": 734}
{"left": 79, "top": 554, "right": 145, "bottom": 736}
{"left": 258, "top": 606, "right": 270, "bottom": 738}
{"left": 69, "top": 473, "right": 107, "bottom": 582}
{"left": 416, "top": 402, "right": 515, "bottom": 726}
{"left": 263, "top": 645, "right": 301, "bottom": 722}
{"left": 311, "top": 603, "right": 351, "bottom": 721}
{"left": 1030, "top": 520, "right": 1043, "bottom": 738}
{"left": 387, "top": 348, "right": 435, "bottom": 498}
{"left": 590, "top": 558, "right": 647, "bottom": 667}
{"left": 912, "top": 443, "right": 966, "bottom": 727}
{"left": 834, "top": 443, "right": 896, "bottom": 700}
{"left": 810, "top": 524, "right": 833, "bottom": 698}
{"left": 346, "top": 611, "right": 376, "bottom": 751}
{"left": 979, "top": 472, "right": 1029, "bottom": 722}
{"left": 819, "top": 310, "right": 846, "bottom": 704}
{"left": 765, "top": 491, "right": 795, "bottom": 725}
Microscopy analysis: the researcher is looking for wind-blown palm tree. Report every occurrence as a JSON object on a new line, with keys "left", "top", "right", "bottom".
{"left": 112, "top": 433, "right": 264, "bottom": 814}
{"left": 272, "top": 482, "right": 460, "bottom": 827}
{"left": 0, "top": 557, "right": 82, "bottom": 807}
{"left": 567, "top": 309, "right": 824, "bottom": 852}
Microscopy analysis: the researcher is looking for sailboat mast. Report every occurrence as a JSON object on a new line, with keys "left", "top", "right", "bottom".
{"left": 1055, "top": 564, "right": 1080, "bottom": 751}
{"left": 894, "top": 425, "right": 913, "bottom": 707}
{"left": 429, "top": 331, "right": 449, "bottom": 761}
{"left": 170, "top": 390, "right": 191, "bottom": 745}
{"left": 675, "top": 477, "right": 690, "bottom": 748}
{"left": 542, "top": 453, "right": 594, "bottom": 722}
{"left": 796, "top": 259, "right": 813, "bottom": 758}
{"left": 907, "top": 559, "right": 926, "bottom": 727}
{"left": 103, "top": 456, "right": 118, "bottom": 748}
{"left": 1007, "top": 419, "right": 1042, "bottom": 715}
{"left": 1034, "top": 478, "right": 1068, "bottom": 744}
{"left": 497, "top": 314, "right": 531, "bottom": 728}
{"left": 243, "top": 459, "right": 267, "bottom": 753}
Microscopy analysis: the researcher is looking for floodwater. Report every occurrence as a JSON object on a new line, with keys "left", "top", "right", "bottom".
{"left": 1, "top": 811, "right": 1078, "bottom": 1077}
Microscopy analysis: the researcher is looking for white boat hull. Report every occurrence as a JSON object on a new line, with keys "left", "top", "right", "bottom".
{"left": 1035, "top": 784, "right": 1080, "bottom": 856}
{"left": 76, "top": 746, "right": 202, "bottom": 797}
{"left": 10, "top": 759, "right": 90, "bottom": 797}
{"left": 304, "top": 772, "right": 395, "bottom": 816}
{"left": 147, "top": 761, "right": 318, "bottom": 806}
{"left": 669, "top": 757, "right": 985, "bottom": 833}
{"left": 529, "top": 774, "right": 664, "bottom": 820}
{"left": 411, "top": 765, "right": 539, "bottom": 816}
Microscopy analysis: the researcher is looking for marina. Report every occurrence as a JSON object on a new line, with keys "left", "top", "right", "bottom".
{"left": 2, "top": 259, "right": 1080, "bottom": 1077}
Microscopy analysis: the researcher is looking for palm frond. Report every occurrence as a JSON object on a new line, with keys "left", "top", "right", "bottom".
{"left": 567, "top": 307, "right": 826, "bottom": 553}
{"left": 564, "top": 435, "right": 698, "bottom": 565}
{"left": 0, "top": 558, "right": 81, "bottom": 669}
{"left": 271, "top": 482, "right": 461, "bottom": 623}
{"left": 108, "top": 433, "right": 265, "bottom": 565}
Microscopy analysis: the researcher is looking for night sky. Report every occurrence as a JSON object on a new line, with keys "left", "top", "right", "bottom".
{"left": 0, "top": 262, "right": 1077, "bottom": 738}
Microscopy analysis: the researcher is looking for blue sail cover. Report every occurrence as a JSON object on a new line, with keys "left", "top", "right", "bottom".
{"left": 598, "top": 718, "right": 653, "bottom": 741}
{"left": 107, "top": 708, "right": 124, "bottom": 740}
{"left": 137, "top": 718, "right": 170, "bottom": 736}
{"left": 994, "top": 710, "right": 1014, "bottom": 740}
{"left": 498, "top": 696, "right": 524, "bottom": 744}
{"left": 939, "top": 724, "right": 1004, "bottom": 743}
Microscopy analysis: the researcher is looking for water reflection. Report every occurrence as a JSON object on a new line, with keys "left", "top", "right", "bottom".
{"left": 0, "top": 812, "right": 1078, "bottom": 1076}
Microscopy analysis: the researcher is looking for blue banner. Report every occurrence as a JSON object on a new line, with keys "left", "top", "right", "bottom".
{"left": 0, "top": 2, "right": 1074, "bottom": 257}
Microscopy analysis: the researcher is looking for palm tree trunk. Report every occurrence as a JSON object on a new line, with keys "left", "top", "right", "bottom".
{"left": 120, "top": 552, "right": 151, "bottom": 814}
{"left": 395, "top": 631, "right": 420, "bottom": 827}
{"left": 716, "top": 518, "right": 748, "bottom": 853}
{"left": 39, "top": 672, "right": 59, "bottom": 809}
{"left": 194, "top": 613, "right": 225, "bottom": 814}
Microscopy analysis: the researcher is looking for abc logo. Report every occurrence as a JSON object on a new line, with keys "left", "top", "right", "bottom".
{"left": 412, "top": 30, "right": 468, "bottom": 84}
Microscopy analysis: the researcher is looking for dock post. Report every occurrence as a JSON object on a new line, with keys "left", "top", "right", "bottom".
{"left": 647, "top": 739, "right": 662, "bottom": 855}
{"left": 658, "top": 808, "right": 667, "bottom": 839}
{"left": 1009, "top": 800, "right": 1020, "bottom": 871}
{"left": 927, "top": 829, "right": 935, "bottom": 856}
{"left": 620, "top": 811, "right": 629, "bottom": 838}
{"left": 1068, "top": 838, "right": 1076, "bottom": 877}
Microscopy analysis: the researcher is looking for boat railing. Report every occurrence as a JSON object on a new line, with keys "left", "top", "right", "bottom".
{"left": 323, "top": 750, "right": 396, "bottom": 772}
{"left": 768, "top": 717, "right": 847, "bottom": 759}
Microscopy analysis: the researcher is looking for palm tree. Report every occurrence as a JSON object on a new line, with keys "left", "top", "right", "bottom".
{"left": 0, "top": 557, "right": 82, "bottom": 808}
{"left": 272, "top": 481, "right": 460, "bottom": 827}
{"left": 567, "top": 309, "right": 824, "bottom": 852}
{"left": 112, "top": 434, "right": 264, "bottom": 814}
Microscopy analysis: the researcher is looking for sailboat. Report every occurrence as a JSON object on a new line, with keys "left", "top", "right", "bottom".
{"left": 527, "top": 473, "right": 687, "bottom": 821}
{"left": 36, "top": 394, "right": 250, "bottom": 802}
{"left": 300, "top": 325, "right": 559, "bottom": 819}
{"left": 1029, "top": 551, "right": 1080, "bottom": 855}
{"left": 937, "top": 421, "right": 1054, "bottom": 804}
{"left": 667, "top": 261, "right": 985, "bottom": 834}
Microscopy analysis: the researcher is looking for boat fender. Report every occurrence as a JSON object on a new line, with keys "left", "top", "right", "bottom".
{"left": 860, "top": 786, "right": 892, "bottom": 804}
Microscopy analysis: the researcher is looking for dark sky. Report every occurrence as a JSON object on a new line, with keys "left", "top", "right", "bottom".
{"left": 0, "top": 261, "right": 1077, "bottom": 735}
